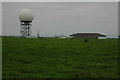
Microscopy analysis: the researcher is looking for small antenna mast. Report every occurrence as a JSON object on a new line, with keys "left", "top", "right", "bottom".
{"left": 37, "top": 30, "right": 40, "bottom": 38}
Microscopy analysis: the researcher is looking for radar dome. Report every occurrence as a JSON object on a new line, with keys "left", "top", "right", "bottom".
{"left": 19, "top": 9, "right": 34, "bottom": 21}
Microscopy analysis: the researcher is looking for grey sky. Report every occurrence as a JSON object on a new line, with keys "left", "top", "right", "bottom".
{"left": 2, "top": 2, "right": 118, "bottom": 37}
{"left": 0, "top": 2, "right": 2, "bottom": 35}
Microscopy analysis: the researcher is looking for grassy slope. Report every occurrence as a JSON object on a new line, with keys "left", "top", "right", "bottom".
{"left": 2, "top": 37, "right": 118, "bottom": 78}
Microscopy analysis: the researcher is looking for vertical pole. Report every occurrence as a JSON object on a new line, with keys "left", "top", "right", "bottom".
{"left": 28, "top": 24, "right": 29, "bottom": 36}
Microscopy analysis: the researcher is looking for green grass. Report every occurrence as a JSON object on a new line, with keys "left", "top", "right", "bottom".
{"left": 2, "top": 37, "right": 119, "bottom": 78}
{"left": 0, "top": 37, "right": 2, "bottom": 79}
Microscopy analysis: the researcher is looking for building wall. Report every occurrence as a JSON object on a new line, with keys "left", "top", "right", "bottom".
{"left": 71, "top": 36, "right": 98, "bottom": 39}
{"left": 98, "top": 37, "right": 106, "bottom": 39}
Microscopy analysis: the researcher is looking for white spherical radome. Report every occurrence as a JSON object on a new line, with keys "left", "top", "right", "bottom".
{"left": 19, "top": 9, "right": 34, "bottom": 21}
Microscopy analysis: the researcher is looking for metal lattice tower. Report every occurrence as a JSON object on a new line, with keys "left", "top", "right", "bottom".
{"left": 20, "top": 21, "right": 32, "bottom": 37}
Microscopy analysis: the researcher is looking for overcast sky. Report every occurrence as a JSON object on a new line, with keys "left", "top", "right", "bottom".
{"left": 2, "top": 2, "right": 118, "bottom": 37}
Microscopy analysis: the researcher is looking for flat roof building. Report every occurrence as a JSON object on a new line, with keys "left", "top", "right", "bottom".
{"left": 70, "top": 33, "right": 106, "bottom": 39}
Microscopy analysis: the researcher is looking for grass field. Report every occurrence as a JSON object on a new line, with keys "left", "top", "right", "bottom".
{"left": 0, "top": 37, "right": 2, "bottom": 79}
{"left": 2, "top": 37, "right": 119, "bottom": 78}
